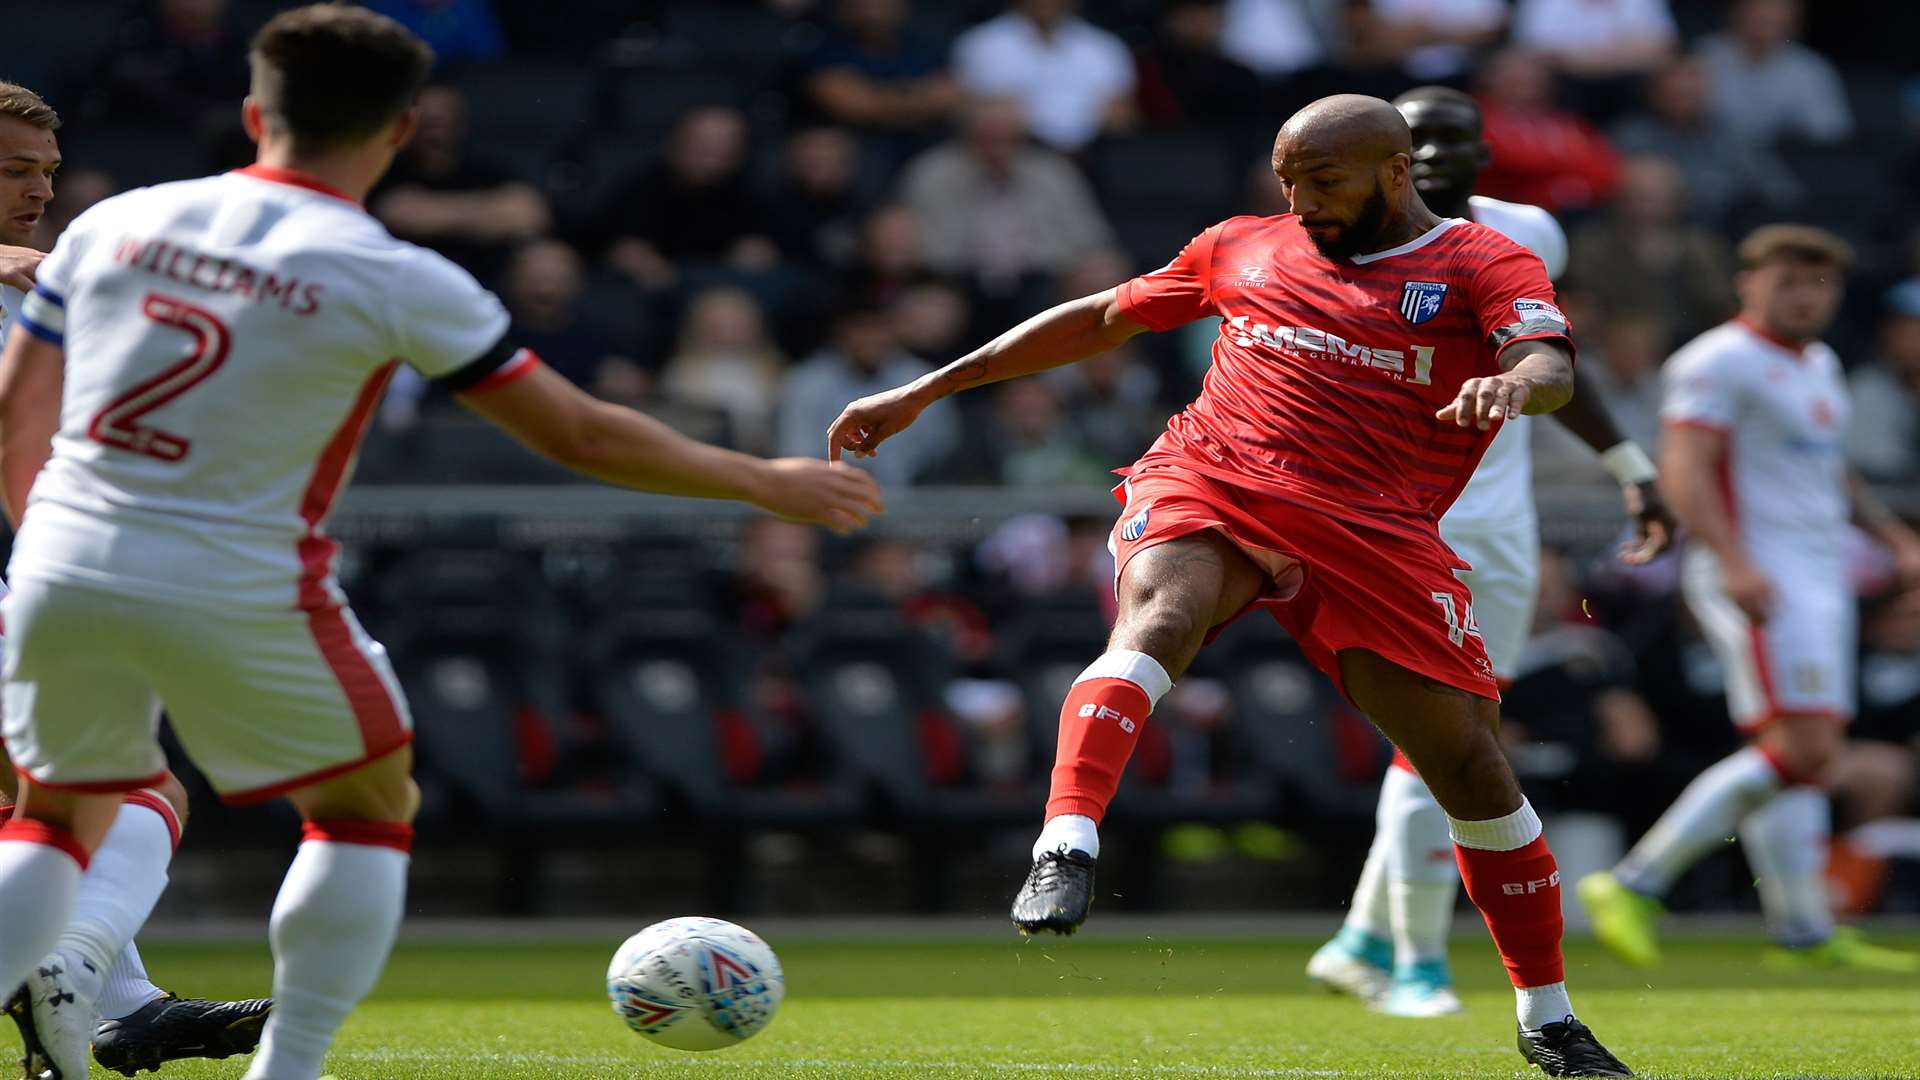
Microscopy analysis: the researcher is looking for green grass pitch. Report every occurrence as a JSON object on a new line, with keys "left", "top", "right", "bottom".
{"left": 18, "top": 933, "right": 1920, "bottom": 1078}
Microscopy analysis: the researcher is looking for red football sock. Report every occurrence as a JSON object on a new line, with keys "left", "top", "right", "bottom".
{"left": 1046, "top": 678, "right": 1154, "bottom": 824}
{"left": 1456, "top": 835, "right": 1567, "bottom": 987}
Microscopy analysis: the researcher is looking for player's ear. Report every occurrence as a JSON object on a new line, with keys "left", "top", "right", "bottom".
{"left": 241, "top": 98, "right": 265, "bottom": 145}
{"left": 387, "top": 106, "right": 420, "bottom": 151}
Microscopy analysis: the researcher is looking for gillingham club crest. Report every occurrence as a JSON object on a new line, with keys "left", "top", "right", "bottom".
{"left": 1120, "top": 505, "right": 1150, "bottom": 542}
{"left": 1400, "top": 280, "right": 1448, "bottom": 324}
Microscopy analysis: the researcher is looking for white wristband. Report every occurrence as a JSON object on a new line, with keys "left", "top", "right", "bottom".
{"left": 1600, "top": 441, "right": 1657, "bottom": 486}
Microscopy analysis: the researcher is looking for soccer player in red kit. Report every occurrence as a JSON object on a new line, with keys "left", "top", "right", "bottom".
{"left": 829, "top": 95, "right": 1630, "bottom": 1077}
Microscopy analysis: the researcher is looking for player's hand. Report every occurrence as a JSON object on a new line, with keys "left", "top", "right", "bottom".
{"left": 0, "top": 246, "right": 44, "bottom": 292}
{"left": 1722, "top": 558, "right": 1776, "bottom": 625}
{"left": 1616, "top": 481, "right": 1677, "bottom": 565}
{"left": 827, "top": 383, "right": 935, "bottom": 461}
{"left": 751, "top": 458, "right": 885, "bottom": 535}
{"left": 1437, "top": 373, "right": 1530, "bottom": 431}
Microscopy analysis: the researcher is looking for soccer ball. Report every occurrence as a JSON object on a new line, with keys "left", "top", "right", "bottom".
{"left": 606, "top": 916, "right": 785, "bottom": 1051}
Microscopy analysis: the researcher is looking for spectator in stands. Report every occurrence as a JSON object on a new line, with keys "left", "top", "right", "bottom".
{"left": 30, "top": 168, "right": 115, "bottom": 248}
{"left": 1217, "top": 0, "right": 1328, "bottom": 85}
{"left": 371, "top": 84, "right": 551, "bottom": 284}
{"left": 982, "top": 378, "right": 1111, "bottom": 487}
{"left": 729, "top": 519, "right": 828, "bottom": 641}
{"left": 1610, "top": 54, "right": 1798, "bottom": 228}
{"left": 660, "top": 286, "right": 788, "bottom": 454}
{"left": 778, "top": 303, "right": 959, "bottom": 487}
{"left": 1698, "top": 0, "right": 1852, "bottom": 146}
{"left": 765, "top": 127, "right": 870, "bottom": 268}
{"left": 1511, "top": 0, "right": 1676, "bottom": 83}
{"left": 801, "top": 0, "right": 959, "bottom": 148}
{"left": 596, "top": 106, "right": 779, "bottom": 290}
{"left": 89, "top": 0, "right": 249, "bottom": 128}
{"left": 952, "top": 0, "right": 1137, "bottom": 152}
{"left": 899, "top": 97, "right": 1117, "bottom": 294}
{"left": 1368, "top": 0, "right": 1508, "bottom": 84}
{"left": 1565, "top": 156, "right": 1737, "bottom": 346}
{"left": 501, "top": 238, "right": 634, "bottom": 391}
{"left": 1053, "top": 343, "right": 1166, "bottom": 465}
{"left": 1846, "top": 282, "right": 1920, "bottom": 482}
{"left": 890, "top": 281, "right": 973, "bottom": 365}
{"left": 844, "top": 203, "right": 934, "bottom": 308}
{"left": 1134, "top": 0, "right": 1263, "bottom": 130}
{"left": 1473, "top": 48, "right": 1621, "bottom": 215}
{"left": 371, "top": 0, "right": 506, "bottom": 66}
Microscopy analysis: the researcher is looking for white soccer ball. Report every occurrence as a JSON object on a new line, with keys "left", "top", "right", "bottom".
{"left": 606, "top": 916, "right": 785, "bottom": 1051}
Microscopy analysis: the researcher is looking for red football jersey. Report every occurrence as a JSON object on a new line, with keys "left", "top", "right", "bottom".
{"left": 1117, "top": 213, "right": 1573, "bottom": 540}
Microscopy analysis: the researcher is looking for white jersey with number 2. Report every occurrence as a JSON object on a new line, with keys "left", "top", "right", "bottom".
{"left": 12, "top": 166, "right": 524, "bottom": 611}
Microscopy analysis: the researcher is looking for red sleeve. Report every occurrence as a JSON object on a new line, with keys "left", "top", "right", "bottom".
{"left": 1467, "top": 243, "right": 1575, "bottom": 365}
{"left": 1116, "top": 223, "right": 1223, "bottom": 332}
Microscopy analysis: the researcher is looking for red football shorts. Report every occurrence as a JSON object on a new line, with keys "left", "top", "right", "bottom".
{"left": 1108, "top": 465, "right": 1499, "bottom": 703}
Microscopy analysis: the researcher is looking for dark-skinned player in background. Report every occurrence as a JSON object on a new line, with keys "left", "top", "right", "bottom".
{"left": 1308, "top": 85, "right": 1675, "bottom": 1020}
{"left": 829, "top": 95, "right": 1633, "bottom": 1077}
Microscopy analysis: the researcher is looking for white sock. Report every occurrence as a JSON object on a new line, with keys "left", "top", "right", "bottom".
{"left": 97, "top": 941, "right": 168, "bottom": 1020}
{"left": 1383, "top": 769, "right": 1457, "bottom": 969}
{"left": 1740, "top": 786, "right": 1834, "bottom": 948}
{"left": 54, "top": 798, "right": 177, "bottom": 1006}
{"left": 1517, "top": 981, "right": 1575, "bottom": 1031}
{"left": 1033, "top": 813, "right": 1100, "bottom": 861}
{"left": 0, "top": 832, "right": 86, "bottom": 994}
{"left": 244, "top": 829, "right": 410, "bottom": 1080}
{"left": 1615, "top": 746, "right": 1781, "bottom": 896}
{"left": 1342, "top": 828, "right": 1393, "bottom": 941}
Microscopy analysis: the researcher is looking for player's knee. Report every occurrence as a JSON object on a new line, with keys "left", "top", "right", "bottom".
{"left": 1417, "top": 729, "right": 1520, "bottom": 819}
{"left": 152, "top": 772, "right": 191, "bottom": 829}
{"left": 1763, "top": 717, "right": 1844, "bottom": 782}
{"left": 1112, "top": 584, "right": 1206, "bottom": 665}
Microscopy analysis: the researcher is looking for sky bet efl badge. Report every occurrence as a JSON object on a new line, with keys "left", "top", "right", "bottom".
{"left": 1400, "top": 280, "right": 1448, "bottom": 324}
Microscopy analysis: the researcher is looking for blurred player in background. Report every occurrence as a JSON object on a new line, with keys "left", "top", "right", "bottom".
{"left": 0, "top": 8, "right": 881, "bottom": 1080}
{"left": 1580, "top": 227, "right": 1920, "bottom": 971}
{"left": 1306, "top": 86, "right": 1674, "bottom": 1019}
{"left": 833, "top": 94, "right": 1631, "bottom": 1076}
{"left": 0, "top": 79, "right": 273, "bottom": 1079}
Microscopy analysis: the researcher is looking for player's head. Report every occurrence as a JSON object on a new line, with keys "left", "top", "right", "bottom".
{"left": 1393, "top": 86, "right": 1486, "bottom": 218}
{"left": 0, "top": 82, "right": 60, "bottom": 247}
{"left": 1735, "top": 224, "right": 1852, "bottom": 344}
{"left": 243, "top": 4, "right": 433, "bottom": 165}
{"left": 1272, "top": 94, "right": 1416, "bottom": 258}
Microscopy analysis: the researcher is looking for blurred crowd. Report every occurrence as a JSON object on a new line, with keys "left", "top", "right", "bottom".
{"left": 12, "top": 0, "right": 1920, "bottom": 912}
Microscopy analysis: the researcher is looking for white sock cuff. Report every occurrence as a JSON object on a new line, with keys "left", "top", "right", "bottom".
{"left": 1073, "top": 649, "right": 1173, "bottom": 706}
{"left": 1034, "top": 813, "right": 1100, "bottom": 861}
{"left": 1449, "top": 799, "right": 1543, "bottom": 852}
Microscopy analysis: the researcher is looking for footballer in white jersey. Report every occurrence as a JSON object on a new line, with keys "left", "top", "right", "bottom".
{"left": 0, "top": 11, "right": 881, "bottom": 1080}
{"left": 1308, "top": 87, "right": 1674, "bottom": 1020}
{"left": 1580, "top": 226, "right": 1920, "bottom": 974}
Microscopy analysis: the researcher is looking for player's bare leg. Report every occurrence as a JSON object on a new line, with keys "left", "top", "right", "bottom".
{"left": 242, "top": 747, "right": 419, "bottom": 1080}
{"left": 1339, "top": 649, "right": 1630, "bottom": 1077}
{"left": 1012, "top": 531, "right": 1267, "bottom": 934}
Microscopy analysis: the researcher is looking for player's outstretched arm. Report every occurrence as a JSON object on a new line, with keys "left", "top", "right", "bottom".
{"left": 0, "top": 329, "right": 64, "bottom": 528}
{"left": 828, "top": 288, "right": 1146, "bottom": 460}
{"left": 460, "top": 363, "right": 884, "bottom": 534}
{"left": 1437, "top": 340, "right": 1574, "bottom": 430}
{"left": 1549, "top": 365, "right": 1675, "bottom": 564}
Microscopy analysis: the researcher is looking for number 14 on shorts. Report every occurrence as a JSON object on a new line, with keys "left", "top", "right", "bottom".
{"left": 1430, "top": 591, "right": 1482, "bottom": 647}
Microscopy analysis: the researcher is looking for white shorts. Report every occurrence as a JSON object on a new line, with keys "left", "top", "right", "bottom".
{"left": 1681, "top": 550, "right": 1855, "bottom": 730}
{"left": 1, "top": 577, "right": 412, "bottom": 802}
{"left": 1439, "top": 518, "right": 1540, "bottom": 681}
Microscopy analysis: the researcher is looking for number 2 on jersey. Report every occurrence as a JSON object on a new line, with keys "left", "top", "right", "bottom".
{"left": 88, "top": 293, "right": 231, "bottom": 462}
